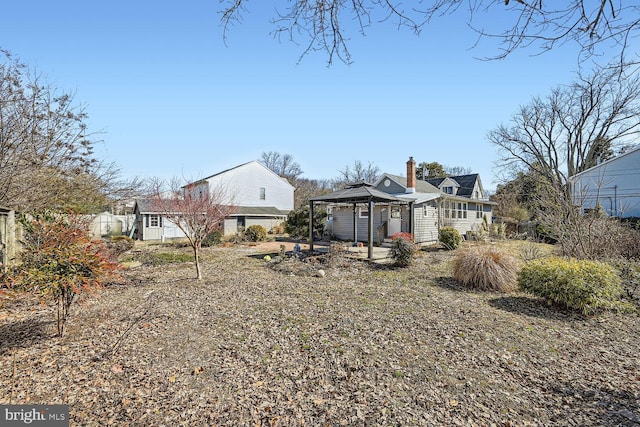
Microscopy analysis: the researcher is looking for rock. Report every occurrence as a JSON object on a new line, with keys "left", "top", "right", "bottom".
{"left": 316, "top": 269, "right": 326, "bottom": 278}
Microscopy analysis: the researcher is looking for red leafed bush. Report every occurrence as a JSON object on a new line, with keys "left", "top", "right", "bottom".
{"left": 6, "top": 212, "right": 122, "bottom": 336}
{"left": 389, "top": 232, "right": 414, "bottom": 242}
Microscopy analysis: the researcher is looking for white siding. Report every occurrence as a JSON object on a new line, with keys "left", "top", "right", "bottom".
{"left": 205, "top": 161, "right": 294, "bottom": 211}
{"left": 413, "top": 204, "right": 439, "bottom": 243}
{"left": 571, "top": 149, "right": 640, "bottom": 217}
{"left": 139, "top": 215, "right": 187, "bottom": 241}
{"left": 331, "top": 206, "right": 387, "bottom": 243}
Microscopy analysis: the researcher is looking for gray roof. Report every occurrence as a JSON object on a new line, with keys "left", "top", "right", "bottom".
{"left": 310, "top": 182, "right": 408, "bottom": 204}
{"left": 230, "top": 206, "right": 290, "bottom": 217}
{"left": 426, "top": 174, "right": 480, "bottom": 198}
{"left": 135, "top": 199, "right": 290, "bottom": 217}
{"left": 134, "top": 199, "right": 161, "bottom": 214}
{"left": 383, "top": 174, "right": 441, "bottom": 193}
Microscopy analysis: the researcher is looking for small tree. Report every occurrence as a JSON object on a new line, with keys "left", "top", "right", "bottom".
{"left": 148, "top": 177, "right": 235, "bottom": 280}
{"left": 7, "top": 212, "right": 121, "bottom": 336}
{"left": 286, "top": 205, "right": 326, "bottom": 239}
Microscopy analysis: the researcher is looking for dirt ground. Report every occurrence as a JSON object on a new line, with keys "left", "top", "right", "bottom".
{"left": 1, "top": 241, "right": 639, "bottom": 426}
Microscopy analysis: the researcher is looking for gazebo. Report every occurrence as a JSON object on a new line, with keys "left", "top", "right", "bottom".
{"left": 308, "top": 182, "right": 411, "bottom": 259}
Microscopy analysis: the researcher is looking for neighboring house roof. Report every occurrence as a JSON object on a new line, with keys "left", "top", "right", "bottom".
{"left": 426, "top": 174, "right": 480, "bottom": 198}
{"left": 376, "top": 173, "right": 491, "bottom": 204}
{"left": 231, "top": 206, "right": 290, "bottom": 217}
{"left": 194, "top": 160, "right": 295, "bottom": 190}
{"left": 380, "top": 174, "right": 441, "bottom": 193}
{"left": 568, "top": 144, "right": 640, "bottom": 181}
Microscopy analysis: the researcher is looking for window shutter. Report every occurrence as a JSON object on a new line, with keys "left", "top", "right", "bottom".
{"left": 159, "top": 216, "right": 163, "bottom": 227}
{"left": 145, "top": 215, "right": 149, "bottom": 227}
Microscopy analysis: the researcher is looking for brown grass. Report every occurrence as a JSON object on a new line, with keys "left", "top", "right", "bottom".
{"left": 453, "top": 244, "right": 519, "bottom": 292}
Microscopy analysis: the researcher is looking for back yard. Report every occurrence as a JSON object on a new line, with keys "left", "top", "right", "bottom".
{"left": 1, "top": 241, "right": 639, "bottom": 426}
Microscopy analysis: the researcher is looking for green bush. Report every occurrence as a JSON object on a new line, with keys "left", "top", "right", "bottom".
{"left": 285, "top": 206, "right": 326, "bottom": 239}
{"left": 518, "top": 257, "right": 624, "bottom": 314}
{"left": 453, "top": 246, "right": 519, "bottom": 292}
{"left": 245, "top": 225, "right": 267, "bottom": 242}
{"left": 389, "top": 237, "right": 417, "bottom": 267}
{"left": 439, "top": 226, "right": 462, "bottom": 250}
{"left": 202, "top": 229, "right": 223, "bottom": 247}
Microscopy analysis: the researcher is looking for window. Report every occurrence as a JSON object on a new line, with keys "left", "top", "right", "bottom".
{"left": 359, "top": 207, "right": 369, "bottom": 218}
{"left": 147, "top": 214, "right": 162, "bottom": 228}
{"left": 457, "top": 202, "right": 467, "bottom": 219}
{"left": 259, "top": 187, "right": 266, "bottom": 200}
{"left": 443, "top": 186, "right": 453, "bottom": 194}
{"left": 443, "top": 201, "right": 452, "bottom": 219}
{"left": 476, "top": 204, "right": 483, "bottom": 219}
{"left": 423, "top": 206, "right": 429, "bottom": 217}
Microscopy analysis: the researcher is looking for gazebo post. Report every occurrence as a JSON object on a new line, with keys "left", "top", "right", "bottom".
{"left": 309, "top": 201, "right": 314, "bottom": 252}
{"left": 367, "top": 199, "right": 374, "bottom": 259}
{"left": 352, "top": 203, "right": 357, "bottom": 243}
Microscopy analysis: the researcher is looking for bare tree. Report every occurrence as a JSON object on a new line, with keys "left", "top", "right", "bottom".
{"left": 292, "top": 177, "right": 333, "bottom": 208}
{"left": 219, "top": 1, "right": 640, "bottom": 64}
{"left": 0, "top": 50, "right": 134, "bottom": 213}
{"left": 260, "top": 151, "right": 303, "bottom": 182}
{"left": 333, "top": 160, "right": 381, "bottom": 189}
{"left": 148, "top": 177, "right": 236, "bottom": 280}
{"left": 445, "top": 165, "right": 473, "bottom": 176}
{"left": 489, "top": 63, "right": 640, "bottom": 196}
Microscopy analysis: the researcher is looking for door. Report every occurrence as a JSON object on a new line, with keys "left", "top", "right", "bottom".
{"left": 388, "top": 206, "right": 401, "bottom": 236}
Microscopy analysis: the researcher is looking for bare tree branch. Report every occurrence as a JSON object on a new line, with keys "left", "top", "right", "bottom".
{"left": 218, "top": 1, "right": 640, "bottom": 64}
{"left": 148, "top": 177, "right": 236, "bottom": 279}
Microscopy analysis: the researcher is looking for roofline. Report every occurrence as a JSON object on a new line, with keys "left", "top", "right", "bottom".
{"left": 569, "top": 144, "right": 640, "bottom": 181}
{"left": 185, "top": 160, "right": 295, "bottom": 190}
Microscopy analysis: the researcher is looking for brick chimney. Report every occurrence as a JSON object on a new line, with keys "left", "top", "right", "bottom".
{"left": 406, "top": 156, "right": 416, "bottom": 193}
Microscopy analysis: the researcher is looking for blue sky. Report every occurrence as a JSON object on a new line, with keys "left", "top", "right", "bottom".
{"left": 1, "top": 1, "right": 592, "bottom": 192}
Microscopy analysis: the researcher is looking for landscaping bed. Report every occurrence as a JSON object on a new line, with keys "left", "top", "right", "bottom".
{"left": 1, "top": 241, "right": 639, "bottom": 426}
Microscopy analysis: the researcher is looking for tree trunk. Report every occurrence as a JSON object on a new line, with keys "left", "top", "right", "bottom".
{"left": 193, "top": 244, "right": 202, "bottom": 280}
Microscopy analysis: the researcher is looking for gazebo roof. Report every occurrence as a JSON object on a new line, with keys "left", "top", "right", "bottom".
{"left": 309, "top": 182, "right": 408, "bottom": 204}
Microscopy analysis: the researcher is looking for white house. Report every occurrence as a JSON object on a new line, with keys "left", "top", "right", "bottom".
{"left": 326, "top": 157, "right": 495, "bottom": 244}
{"left": 569, "top": 145, "right": 640, "bottom": 218}
{"left": 133, "top": 160, "right": 295, "bottom": 241}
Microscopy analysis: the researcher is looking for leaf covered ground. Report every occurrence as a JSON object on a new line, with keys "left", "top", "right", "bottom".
{"left": 1, "top": 241, "right": 639, "bottom": 426}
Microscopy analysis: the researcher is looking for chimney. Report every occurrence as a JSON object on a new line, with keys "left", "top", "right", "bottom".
{"left": 406, "top": 156, "right": 416, "bottom": 193}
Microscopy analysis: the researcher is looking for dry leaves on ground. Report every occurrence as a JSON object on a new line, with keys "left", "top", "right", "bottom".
{"left": 1, "top": 241, "right": 639, "bottom": 426}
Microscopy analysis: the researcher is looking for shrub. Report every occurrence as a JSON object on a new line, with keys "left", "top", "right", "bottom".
{"left": 285, "top": 206, "right": 326, "bottom": 239}
{"left": 453, "top": 246, "right": 519, "bottom": 292}
{"left": 324, "top": 242, "right": 350, "bottom": 268}
{"left": 517, "top": 257, "right": 624, "bottom": 315}
{"left": 389, "top": 232, "right": 414, "bottom": 242}
{"left": 610, "top": 259, "right": 640, "bottom": 308}
{"left": 202, "top": 229, "right": 223, "bottom": 247}
{"left": 439, "top": 226, "right": 462, "bottom": 250}
{"left": 7, "top": 213, "right": 121, "bottom": 336}
{"left": 105, "top": 235, "right": 135, "bottom": 258}
{"left": 389, "top": 237, "right": 417, "bottom": 267}
{"left": 270, "top": 223, "right": 286, "bottom": 235}
{"left": 245, "top": 225, "right": 267, "bottom": 242}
